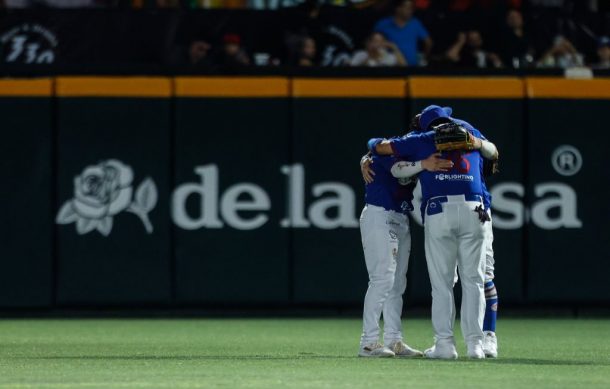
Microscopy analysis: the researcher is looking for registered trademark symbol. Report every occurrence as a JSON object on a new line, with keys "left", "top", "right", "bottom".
{"left": 551, "top": 145, "right": 582, "bottom": 176}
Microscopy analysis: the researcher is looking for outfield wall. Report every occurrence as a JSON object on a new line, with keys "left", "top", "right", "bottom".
{"left": 0, "top": 76, "right": 607, "bottom": 309}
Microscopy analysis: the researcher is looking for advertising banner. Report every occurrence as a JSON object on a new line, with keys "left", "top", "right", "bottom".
{"left": 525, "top": 78, "right": 610, "bottom": 302}
{"left": 173, "top": 78, "right": 292, "bottom": 304}
{"left": 54, "top": 77, "right": 173, "bottom": 305}
{"left": 290, "top": 79, "right": 408, "bottom": 303}
{"left": 0, "top": 79, "right": 53, "bottom": 307}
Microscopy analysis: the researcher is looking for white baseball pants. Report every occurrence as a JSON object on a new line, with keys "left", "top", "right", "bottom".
{"left": 484, "top": 218, "right": 495, "bottom": 282}
{"left": 359, "top": 204, "right": 411, "bottom": 346}
{"left": 424, "top": 195, "right": 486, "bottom": 345}
{"left": 454, "top": 215, "right": 495, "bottom": 285}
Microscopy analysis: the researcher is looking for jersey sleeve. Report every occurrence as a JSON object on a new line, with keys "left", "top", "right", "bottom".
{"left": 458, "top": 119, "right": 487, "bottom": 140}
{"left": 391, "top": 160, "right": 423, "bottom": 178}
{"left": 374, "top": 156, "right": 397, "bottom": 172}
{"left": 389, "top": 132, "right": 426, "bottom": 158}
{"left": 416, "top": 19, "right": 430, "bottom": 40}
{"left": 471, "top": 128, "right": 486, "bottom": 140}
{"left": 373, "top": 19, "right": 387, "bottom": 34}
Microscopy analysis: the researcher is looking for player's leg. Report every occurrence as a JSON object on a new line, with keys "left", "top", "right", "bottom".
{"left": 383, "top": 213, "right": 422, "bottom": 357}
{"left": 456, "top": 201, "right": 487, "bottom": 359}
{"left": 359, "top": 205, "right": 397, "bottom": 357}
{"left": 483, "top": 218, "right": 499, "bottom": 357}
{"left": 423, "top": 202, "right": 459, "bottom": 359}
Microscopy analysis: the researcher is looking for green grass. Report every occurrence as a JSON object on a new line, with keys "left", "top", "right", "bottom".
{"left": 0, "top": 318, "right": 609, "bottom": 388}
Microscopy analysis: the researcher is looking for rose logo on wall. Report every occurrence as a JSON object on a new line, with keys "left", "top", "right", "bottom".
{"left": 56, "top": 159, "right": 157, "bottom": 236}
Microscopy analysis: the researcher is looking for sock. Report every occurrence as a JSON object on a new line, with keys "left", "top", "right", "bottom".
{"left": 483, "top": 281, "right": 498, "bottom": 333}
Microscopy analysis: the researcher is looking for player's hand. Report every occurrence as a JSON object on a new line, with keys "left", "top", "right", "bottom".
{"left": 421, "top": 153, "right": 454, "bottom": 172}
{"left": 360, "top": 155, "right": 375, "bottom": 184}
{"left": 469, "top": 133, "right": 483, "bottom": 150}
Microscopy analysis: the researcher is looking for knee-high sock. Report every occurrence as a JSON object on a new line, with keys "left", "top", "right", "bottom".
{"left": 483, "top": 281, "right": 498, "bottom": 332}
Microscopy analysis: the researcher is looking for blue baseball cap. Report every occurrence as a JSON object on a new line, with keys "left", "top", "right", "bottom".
{"left": 599, "top": 36, "right": 610, "bottom": 48}
{"left": 419, "top": 105, "right": 453, "bottom": 131}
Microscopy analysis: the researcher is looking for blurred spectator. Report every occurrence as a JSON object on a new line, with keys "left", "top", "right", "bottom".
{"left": 537, "top": 35, "right": 584, "bottom": 68}
{"left": 298, "top": 36, "right": 317, "bottom": 66}
{"left": 591, "top": 36, "right": 610, "bottom": 69}
{"left": 350, "top": 32, "right": 406, "bottom": 66}
{"left": 285, "top": 0, "right": 354, "bottom": 66}
{"left": 374, "top": 0, "right": 433, "bottom": 66}
{"left": 188, "top": 40, "right": 213, "bottom": 66}
{"left": 217, "top": 33, "right": 250, "bottom": 69}
{"left": 3, "top": 0, "right": 98, "bottom": 6}
{"left": 446, "top": 30, "right": 503, "bottom": 68}
{"left": 499, "top": 9, "right": 535, "bottom": 68}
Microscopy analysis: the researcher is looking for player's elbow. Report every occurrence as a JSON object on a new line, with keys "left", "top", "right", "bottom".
{"left": 376, "top": 141, "right": 394, "bottom": 155}
{"left": 480, "top": 140, "right": 498, "bottom": 160}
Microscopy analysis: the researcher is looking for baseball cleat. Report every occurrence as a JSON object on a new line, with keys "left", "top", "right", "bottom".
{"left": 424, "top": 340, "right": 458, "bottom": 360}
{"left": 467, "top": 341, "right": 486, "bottom": 359}
{"left": 483, "top": 331, "right": 498, "bottom": 358}
{"left": 358, "top": 343, "right": 395, "bottom": 358}
{"left": 387, "top": 341, "right": 424, "bottom": 357}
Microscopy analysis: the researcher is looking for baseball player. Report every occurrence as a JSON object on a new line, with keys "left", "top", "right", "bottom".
{"left": 368, "top": 105, "right": 498, "bottom": 359}
{"left": 358, "top": 150, "right": 452, "bottom": 357}
{"left": 361, "top": 107, "right": 499, "bottom": 358}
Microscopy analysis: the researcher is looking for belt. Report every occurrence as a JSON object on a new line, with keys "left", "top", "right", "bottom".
{"left": 425, "top": 194, "right": 483, "bottom": 217}
{"left": 366, "top": 203, "right": 409, "bottom": 215}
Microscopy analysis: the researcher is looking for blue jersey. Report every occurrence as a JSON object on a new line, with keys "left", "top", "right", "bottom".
{"left": 450, "top": 119, "right": 492, "bottom": 209}
{"left": 374, "top": 17, "right": 430, "bottom": 66}
{"left": 387, "top": 129, "right": 486, "bottom": 214}
{"left": 364, "top": 155, "right": 416, "bottom": 214}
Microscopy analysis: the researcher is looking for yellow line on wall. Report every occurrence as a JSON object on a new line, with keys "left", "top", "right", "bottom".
{"left": 292, "top": 78, "right": 407, "bottom": 98}
{"left": 0, "top": 78, "right": 53, "bottom": 96}
{"left": 409, "top": 77, "right": 524, "bottom": 98}
{"left": 175, "top": 77, "right": 289, "bottom": 97}
{"left": 409, "top": 77, "right": 524, "bottom": 99}
{"left": 55, "top": 77, "right": 172, "bottom": 97}
{"left": 526, "top": 77, "right": 610, "bottom": 98}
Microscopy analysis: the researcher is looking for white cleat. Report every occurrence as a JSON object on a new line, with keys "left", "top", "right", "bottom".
{"left": 387, "top": 341, "right": 424, "bottom": 358}
{"left": 358, "top": 343, "right": 395, "bottom": 358}
{"left": 483, "top": 331, "right": 498, "bottom": 358}
{"left": 424, "top": 339, "right": 458, "bottom": 360}
{"left": 467, "top": 341, "right": 486, "bottom": 359}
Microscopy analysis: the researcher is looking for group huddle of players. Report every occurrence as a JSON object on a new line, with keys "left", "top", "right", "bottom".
{"left": 358, "top": 105, "right": 500, "bottom": 359}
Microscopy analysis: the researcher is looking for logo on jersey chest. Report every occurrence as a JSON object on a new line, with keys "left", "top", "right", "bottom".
{"left": 445, "top": 151, "right": 472, "bottom": 174}
{"left": 434, "top": 173, "right": 474, "bottom": 182}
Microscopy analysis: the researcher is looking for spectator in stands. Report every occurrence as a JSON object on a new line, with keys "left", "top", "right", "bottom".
{"left": 188, "top": 40, "right": 213, "bottom": 66}
{"left": 591, "top": 36, "right": 610, "bottom": 69}
{"left": 217, "top": 33, "right": 250, "bottom": 69}
{"left": 374, "top": 0, "right": 432, "bottom": 66}
{"left": 446, "top": 30, "right": 503, "bottom": 68}
{"left": 350, "top": 32, "right": 406, "bottom": 66}
{"left": 537, "top": 35, "right": 584, "bottom": 68}
{"left": 499, "top": 9, "right": 534, "bottom": 68}
{"left": 286, "top": 0, "right": 354, "bottom": 66}
{"left": 296, "top": 36, "right": 316, "bottom": 66}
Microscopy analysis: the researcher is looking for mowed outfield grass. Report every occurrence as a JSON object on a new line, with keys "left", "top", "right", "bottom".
{"left": 0, "top": 318, "right": 609, "bottom": 388}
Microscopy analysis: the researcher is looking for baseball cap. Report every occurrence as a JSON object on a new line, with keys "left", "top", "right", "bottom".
{"left": 599, "top": 36, "right": 610, "bottom": 48}
{"left": 419, "top": 105, "right": 453, "bottom": 131}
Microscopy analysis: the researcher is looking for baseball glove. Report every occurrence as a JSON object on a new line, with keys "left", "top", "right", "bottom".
{"left": 433, "top": 122, "right": 475, "bottom": 151}
{"left": 483, "top": 158, "right": 500, "bottom": 177}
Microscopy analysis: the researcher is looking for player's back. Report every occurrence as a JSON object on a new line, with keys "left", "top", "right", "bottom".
{"left": 388, "top": 130, "right": 486, "bottom": 208}
{"left": 364, "top": 155, "right": 415, "bottom": 214}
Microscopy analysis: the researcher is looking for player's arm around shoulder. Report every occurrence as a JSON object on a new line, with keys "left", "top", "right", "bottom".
{"left": 368, "top": 132, "right": 428, "bottom": 157}
{"left": 391, "top": 153, "right": 454, "bottom": 178}
{"left": 367, "top": 138, "right": 393, "bottom": 155}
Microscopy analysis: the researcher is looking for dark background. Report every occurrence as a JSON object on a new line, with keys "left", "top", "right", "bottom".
{"left": 1, "top": 75, "right": 608, "bottom": 314}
